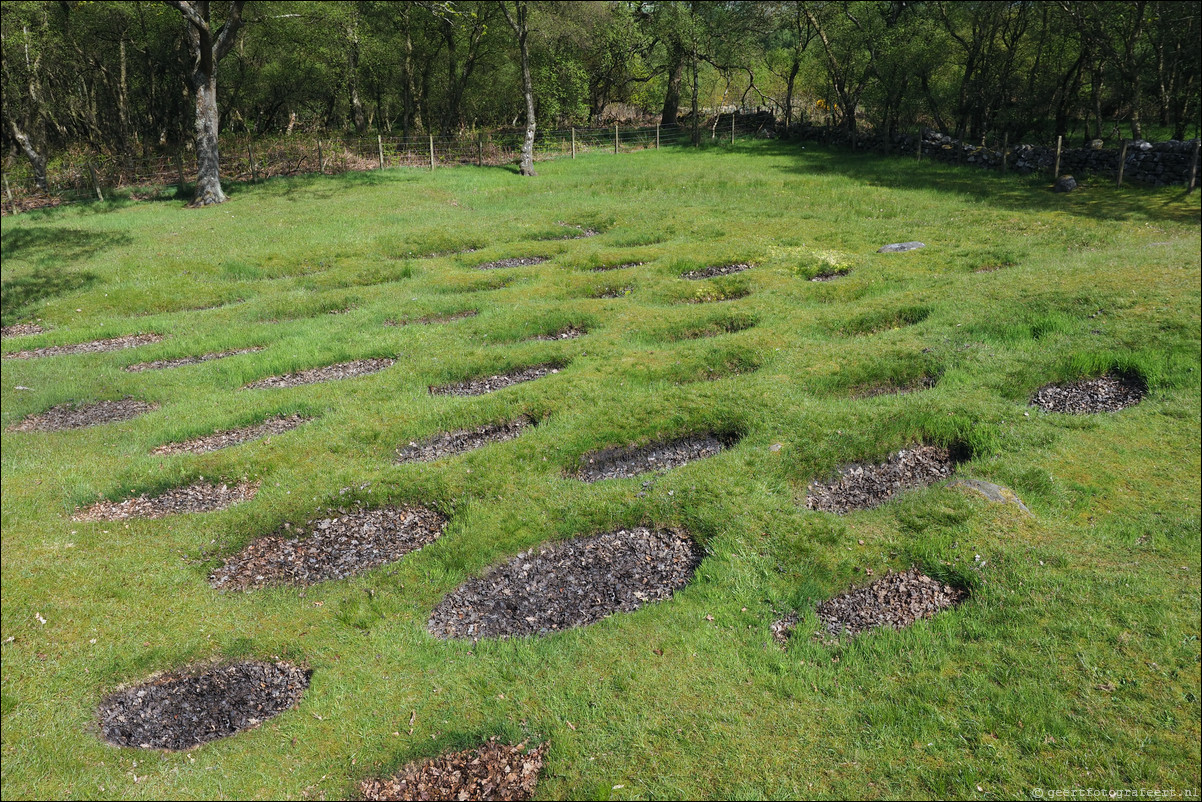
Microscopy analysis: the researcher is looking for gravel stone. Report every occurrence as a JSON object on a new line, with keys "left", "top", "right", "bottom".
{"left": 1030, "top": 374, "right": 1144, "bottom": 413}
{"left": 396, "top": 417, "right": 533, "bottom": 464}
{"left": 429, "top": 363, "right": 563, "bottom": 397}
{"left": 243, "top": 357, "right": 395, "bottom": 389}
{"left": 806, "top": 445, "right": 958, "bottom": 513}
{"left": 428, "top": 527, "right": 703, "bottom": 640}
{"left": 591, "top": 262, "right": 643, "bottom": 272}
{"left": 531, "top": 325, "right": 586, "bottom": 341}
{"left": 73, "top": 480, "right": 259, "bottom": 521}
{"left": 97, "top": 661, "right": 310, "bottom": 750}
{"left": 877, "top": 242, "right": 925, "bottom": 253}
{"left": 682, "top": 263, "right": 752, "bottom": 280}
{"left": 810, "top": 268, "right": 851, "bottom": 282}
{"left": 152, "top": 414, "right": 312, "bottom": 455}
{"left": 209, "top": 504, "right": 447, "bottom": 590}
{"left": 771, "top": 612, "right": 799, "bottom": 647}
{"left": 8, "top": 399, "right": 158, "bottom": 432}
{"left": 385, "top": 309, "right": 477, "bottom": 326}
{"left": 360, "top": 738, "right": 547, "bottom": 802}
{"left": 571, "top": 433, "right": 734, "bottom": 482}
{"left": 816, "top": 568, "right": 966, "bottom": 637}
{"left": 475, "top": 257, "right": 548, "bottom": 270}
{"left": 3, "top": 333, "right": 162, "bottom": 360}
{"left": 1, "top": 323, "right": 46, "bottom": 337}
{"left": 124, "top": 347, "right": 264, "bottom": 372}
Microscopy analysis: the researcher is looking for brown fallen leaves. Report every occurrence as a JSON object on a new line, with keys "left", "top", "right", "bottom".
{"left": 360, "top": 738, "right": 547, "bottom": 801}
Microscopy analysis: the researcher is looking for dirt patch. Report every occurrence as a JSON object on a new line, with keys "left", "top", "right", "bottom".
{"left": 360, "top": 738, "right": 547, "bottom": 802}
{"left": 771, "top": 612, "right": 799, "bottom": 647}
{"left": 683, "top": 263, "right": 752, "bottom": 280}
{"left": 125, "top": 347, "right": 264, "bottom": 373}
{"left": 591, "top": 285, "right": 633, "bottom": 299}
{"left": 97, "top": 661, "right": 310, "bottom": 750}
{"left": 816, "top": 568, "right": 966, "bottom": 637}
{"left": 152, "top": 414, "right": 311, "bottom": 456}
{"left": 571, "top": 433, "right": 735, "bottom": 482}
{"left": 385, "top": 309, "right": 477, "bottom": 326}
{"left": 243, "top": 357, "right": 395, "bottom": 389}
{"left": 806, "top": 445, "right": 958, "bottom": 513}
{"left": 532, "top": 325, "right": 586, "bottom": 341}
{"left": 850, "top": 375, "right": 937, "bottom": 399}
{"left": 1030, "top": 374, "right": 1145, "bottom": 414}
{"left": 1, "top": 323, "right": 46, "bottom": 337}
{"left": 8, "top": 399, "right": 158, "bottom": 432}
{"left": 591, "top": 262, "right": 643, "bottom": 272}
{"left": 429, "top": 363, "right": 563, "bottom": 397}
{"left": 396, "top": 417, "right": 533, "bottom": 464}
{"left": 475, "top": 257, "right": 549, "bottom": 270}
{"left": 73, "top": 480, "right": 259, "bottom": 521}
{"left": 209, "top": 504, "right": 447, "bottom": 590}
{"left": 429, "top": 527, "right": 702, "bottom": 639}
{"left": 810, "top": 268, "right": 851, "bottom": 282}
{"left": 3, "top": 333, "right": 162, "bottom": 360}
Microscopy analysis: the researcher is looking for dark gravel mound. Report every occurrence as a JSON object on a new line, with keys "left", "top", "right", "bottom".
{"left": 816, "top": 568, "right": 966, "bottom": 637}
{"left": 385, "top": 309, "right": 477, "bottom": 326}
{"left": 4, "top": 333, "right": 162, "bottom": 360}
{"left": 125, "top": 347, "right": 264, "bottom": 372}
{"left": 683, "top": 263, "right": 752, "bottom": 280}
{"left": 1030, "top": 374, "right": 1145, "bottom": 414}
{"left": 243, "top": 357, "right": 394, "bottom": 389}
{"left": 475, "top": 257, "right": 548, "bottom": 270}
{"left": 73, "top": 481, "right": 259, "bottom": 521}
{"left": 806, "top": 445, "right": 957, "bottom": 513}
{"left": 360, "top": 738, "right": 547, "bottom": 801}
{"left": 396, "top": 417, "right": 532, "bottom": 464}
{"left": 429, "top": 363, "right": 563, "bottom": 397}
{"left": 591, "top": 262, "right": 643, "bottom": 272}
{"left": 152, "top": 414, "right": 311, "bottom": 455}
{"left": 210, "top": 505, "right": 447, "bottom": 590}
{"left": 850, "top": 375, "right": 937, "bottom": 399}
{"left": 8, "top": 399, "right": 158, "bottom": 432}
{"left": 810, "top": 268, "right": 851, "bottom": 282}
{"left": 98, "top": 661, "right": 310, "bottom": 750}
{"left": 429, "top": 527, "right": 703, "bottom": 639}
{"left": 1, "top": 323, "right": 45, "bottom": 337}
{"left": 532, "top": 325, "right": 586, "bottom": 341}
{"left": 571, "top": 433, "right": 733, "bottom": 482}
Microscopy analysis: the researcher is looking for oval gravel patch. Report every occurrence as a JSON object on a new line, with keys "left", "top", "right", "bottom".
{"left": 806, "top": 445, "right": 958, "bottom": 513}
{"left": 428, "top": 363, "right": 563, "bottom": 397}
{"left": 571, "top": 432, "right": 737, "bottom": 482}
{"left": 152, "top": 414, "right": 311, "bottom": 455}
{"left": 97, "top": 660, "right": 310, "bottom": 750}
{"left": 73, "top": 480, "right": 259, "bottom": 521}
{"left": 360, "top": 738, "right": 547, "bottom": 801}
{"left": 395, "top": 417, "right": 533, "bottom": 464}
{"left": 428, "top": 526, "right": 703, "bottom": 640}
{"left": 8, "top": 399, "right": 158, "bottom": 432}
{"left": 3, "top": 333, "right": 162, "bottom": 360}
{"left": 243, "top": 357, "right": 395, "bottom": 389}
{"left": 1030, "top": 374, "right": 1144, "bottom": 413}
{"left": 125, "top": 347, "right": 264, "bottom": 372}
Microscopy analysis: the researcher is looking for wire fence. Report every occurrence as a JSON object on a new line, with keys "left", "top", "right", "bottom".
{"left": 0, "top": 115, "right": 776, "bottom": 215}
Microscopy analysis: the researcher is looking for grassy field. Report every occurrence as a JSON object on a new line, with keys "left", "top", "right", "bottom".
{"left": 1, "top": 140, "right": 1199, "bottom": 800}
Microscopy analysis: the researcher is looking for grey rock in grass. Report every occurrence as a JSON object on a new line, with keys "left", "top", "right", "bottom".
{"left": 949, "top": 478, "right": 1031, "bottom": 514}
{"left": 877, "top": 242, "right": 925, "bottom": 253}
{"left": 1053, "top": 175, "right": 1078, "bottom": 192}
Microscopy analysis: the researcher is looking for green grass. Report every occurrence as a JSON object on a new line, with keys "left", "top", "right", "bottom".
{"left": 1, "top": 141, "right": 1199, "bottom": 800}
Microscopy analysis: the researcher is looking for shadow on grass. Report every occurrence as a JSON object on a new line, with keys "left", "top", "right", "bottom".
{"left": 1, "top": 227, "right": 130, "bottom": 266}
{"left": 1, "top": 266, "right": 99, "bottom": 325}
{"left": 754, "top": 140, "right": 1201, "bottom": 226}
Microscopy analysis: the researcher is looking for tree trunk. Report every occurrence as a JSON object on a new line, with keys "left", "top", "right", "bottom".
{"left": 661, "top": 51, "right": 684, "bottom": 126}
{"left": 191, "top": 71, "right": 226, "bottom": 205}
{"left": 7, "top": 119, "right": 48, "bottom": 192}
{"left": 502, "top": 2, "right": 536, "bottom": 176}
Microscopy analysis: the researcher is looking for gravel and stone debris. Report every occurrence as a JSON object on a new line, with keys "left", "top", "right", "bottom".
{"left": 385, "top": 309, "right": 478, "bottom": 326}
{"left": 877, "top": 242, "right": 925, "bottom": 253}
{"left": 360, "top": 738, "right": 547, "bottom": 801}
{"left": 396, "top": 417, "right": 532, "bottom": 464}
{"left": 816, "top": 568, "right": 966, "bottom": 637}
{"left": 1, "top": 323, "right": 46, "bottom": 337}
{"left": 209, "top": 504, "right": 447, "bottom": 590}
{"left": 475, "top": 257, "right": 548, "bottom": 270}
{"left": 810, "top": 268, "right": 851, "bottom": 282}
{"left": 125, "top": 347, "right": 263, "bottom": 372}
{"left": 593, "top": 285, "right": 633, "bottom": 298}
{"left": 97, "top": 661, "right": 310, "bottom": 750}
{"left": 591, "top": 262, "right": 643, "bottom": 272}
{"left": 428, "top": 527, "right": 703, "bottom": 639}
{"left": 532, "top": 325, "right": 586, "bottom": 341}
{"left": 771, "top": 612, "right": 799, "bottom": 647}
{"left": 429, "top": 363, "right": 562, "bottom": 397}
{"left": 8, "top": 399, "right": 158, "bottom": 432}
{"left": 682, "top": 263, "right": 752, "bottom": 279}
{"left": 73, "top": 480, "right": 259, "bottom": 521}
{"left": 152, "top": 414, "right": 311, "bottom": 455}
{"left": 1029, "top": 374, "right": 1144, "bottom": 413}
{"left": 3, "top": 333, "right": 162, "bottom": 360}
{"left": 806, "top": 445, "right": 958, "bottom": 513}
{"left": 571, "top": 433, "right": 733, "bottom": 482}
{"left": 243, "top": 357, "right": 395, "bottom": 389}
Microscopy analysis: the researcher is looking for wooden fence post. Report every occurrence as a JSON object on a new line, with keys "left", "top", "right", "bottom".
{"left": 1001, "top": 132, "right": 1009, "bottom": 174}
{"left": 656, "top": 123, "right": 660, "bottom": 150}
{"left": 614, "top": 123, "right": 619, "bottom": 154}
{"left": 429, "top": 134, "right": 435, "bottom": 170}
{"left": 1053, "top": 135, "right": 1062, "bottom": 178}
{"left": 87, "top": 160, "right": 104, "bottom": 201}
{"left": 248, "top": 142, "right": 257, "bottom": 183}
{"left": 317, "top": 139, "right": 324, "bottom": 174}
{"left": 378, "top": 135, "right": 385, "bottom": 169}
{"left": 478, "top": 133, "right": 484, "bottom": 167}
{"left": 1188, "top": 140, "right": 1199, "bottom": 193}
{"left": 571, "top": 127, "right": 576, "bottom": 159}
{"left": 1117, "top": 140, "right": 1128, "bottom": 187}
{"left": 731, "top": 112, "right": 735, "bottom": 144}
